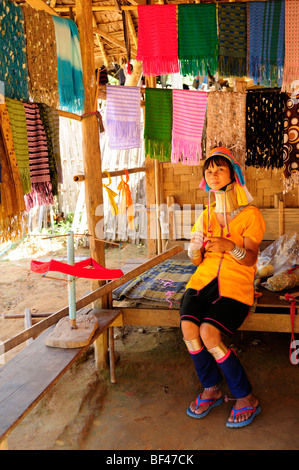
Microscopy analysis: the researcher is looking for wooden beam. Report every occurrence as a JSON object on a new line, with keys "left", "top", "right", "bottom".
{"left": 55, "top": 5, "right": 138, "bottom": 13}
{"left": 25, "top": 0, "right": 60, "bottom": 16}
{"left": 93, "top": 27, "right": 137, "bottom": 56}
{"left": 75, "top": 0, "right": 106, "bottom": 279}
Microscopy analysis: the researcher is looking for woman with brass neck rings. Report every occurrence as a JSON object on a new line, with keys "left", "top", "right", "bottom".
{"left": 180, "top": 147, "right": 265, "bottom": 428}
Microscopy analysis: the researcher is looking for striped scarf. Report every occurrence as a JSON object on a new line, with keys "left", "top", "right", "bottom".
{"left": 5, "top": 98, "right": 31, "bottom": 195}
{"left": 52, "top": 16, "right": 85, "bottom": 114}
{"left": 0, "top": 1, "right": 29, "bottom": 101}
{"left": 282, "top": 0, "right": 299, "bottom": 92}
{"left": 23, "top": 103, "right": 54, "bottom": 211}
{"left": 106, "top": 85, "right": 141, "bottom": 149}
{"left": 136, "top": 5, "right": 179, "bottom": 76}
{"left": 248, "top": 0, "right": 285, "bottom": 87}
{"left": 178, "top": 3, "right": 218, "bottom": 77}
{"left": 144, "top": 88, "right": 172, "bottom": 162}
{"left": 171, "top": 89, "right": 207, "bottom": 166}
{"left": 218, "top": 2, "right": 247, "bottom": 78}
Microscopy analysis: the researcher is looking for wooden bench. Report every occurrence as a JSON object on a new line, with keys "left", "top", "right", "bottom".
{"left": 0, "top": 307, "right": 121, "bottom": 450}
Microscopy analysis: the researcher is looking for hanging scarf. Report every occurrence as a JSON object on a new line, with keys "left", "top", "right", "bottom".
{"left": 106, "top": 85, "right": 141, "bottom": 149}
{"left": 21, "top": 5, "right": 59, "bottom": 109}
{"left": 144, "top": 88, "right": 172, "bottom": 161}
{"left": 282, "top": 0, "right": 299, "bottom": 92}
{"left": 0, "top": 1, "right": 29, "bottom": 101}
{"left": 38, "top": 104, "right": 62, "bottom": 197}
{"left": 0, "top": 104, "right": 26, "bottom": 243}
{"left": 117, "top": 170, "right": 134, "bottom": 230}
{"left": 103, "top": 171, "right": 118, "bottom": 216}
{"left": 248, "top": 0, "right": 285, "bottom": 87}
{"left": 178, "top": 3, "right": 218, "bottom": 77}
{"left": 171, "top": 89, "right": 207, "bottom": 165}
{"left": 282, "top": 93, "right": 299, "bottom": 192}
{"left": 52, "top": 16, "right": 85, "bottom": 114}
{"left": 136, "top": 5, "right": 179, "bottom": 76}
{"left": 218, "top": 2, "right": 247, "bottom": 78}
{"left": 245, "top": 89, "right": 285, "bottom": 169}
{"left": 23, "top": 103, "right": 54, "bottom": 211}
{"left": 5, "top": 98, "right": 31, "bottom": 195}
{"left": 206, "top": 91, "right": 246, "bottom": 169}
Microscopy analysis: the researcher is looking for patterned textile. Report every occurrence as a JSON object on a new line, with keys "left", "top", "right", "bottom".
{"left": 5, "top": 98, "right": 31, "bottom": 195}
{"left": 218, "top": 2, "right": 247, "bottom": 78}
{"left": 171, "top": 89, "right": 208, "bottom": 165}
{"left": 0, "top": 1, "right": 29, "bottom": 101}
{"left": 136, "top": 5, "right": 179, "bottom": 76}
{"left": 246, "top": 89, "right": 285, "bottom": 169}
{"left": 282, "top": 0, "right": 299, "bottom": 92}
{"left": 144, "top": 88, "right": 172, "bottom": 161}
{"left": 178, "top": 3, "right": 218, "bottom": 77}
{"left": 282, "top": 93, "right": 299, "bottom": 192}
{"left": 38, "top": 104, "right": 62, "bottom": 196}
{"left": 23, "top": 103, "right": 54, "bottom": 210}
{"left": 52, "top": 16, "right": 85, "bottom": 114}
{"left": 248, "top": 0, "right": 285, "bottom": 87}
{"left": 206, "top": 91, "right": 246, "bottom": 168}
{"left": 0, "top": 104, "right": 26, "bottom": 242}
{"left": 113, "top": 259, "right": 197, "bottom": 307}
{"left": 106, "top": 85, "right": 141, "bottom": 149}
{"left": 21, "top": 5, "right": 59, "bottom": 109}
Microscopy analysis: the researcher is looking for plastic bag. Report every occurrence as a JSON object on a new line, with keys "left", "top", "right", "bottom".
{"left": 257, "top": 232, "right": 299, "bottom": 279}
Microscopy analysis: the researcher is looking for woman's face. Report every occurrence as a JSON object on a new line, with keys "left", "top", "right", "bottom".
{"left": 204, "top": 160, "right": 232, "bottom": 191}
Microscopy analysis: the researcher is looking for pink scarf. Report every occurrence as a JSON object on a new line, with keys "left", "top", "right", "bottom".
{"left": 171, "top": 89, "right": 208, "bottom": 165}
{"left": 136, "top": 5, "right": 179, "bottom": 76}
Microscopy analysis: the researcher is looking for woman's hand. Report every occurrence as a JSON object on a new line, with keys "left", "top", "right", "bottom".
{"left": 204, "top": 236, "right": 234, "bottom": 253}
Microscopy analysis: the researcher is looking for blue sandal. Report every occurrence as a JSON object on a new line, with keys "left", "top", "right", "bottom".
{"left": 226, "top": 404, "right": 261, "bottom": 428}
{"left": 187, "top": 393, "right": 223, "bottom": 419}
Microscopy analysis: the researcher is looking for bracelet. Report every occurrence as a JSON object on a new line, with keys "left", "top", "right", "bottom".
{"left": 188, "top": 247, "right": 201, "bottom": 259}
{"left": 228, "top": 244, "right": 246, "bottom": 260}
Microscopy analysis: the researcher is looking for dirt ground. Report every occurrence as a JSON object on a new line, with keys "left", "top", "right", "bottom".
{"left": 1, "top": 239, "right": 299, "bottom": 451}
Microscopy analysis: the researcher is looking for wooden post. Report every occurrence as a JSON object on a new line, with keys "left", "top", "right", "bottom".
{"left": 75, "top": 0, "right": 108, "bottom": 368}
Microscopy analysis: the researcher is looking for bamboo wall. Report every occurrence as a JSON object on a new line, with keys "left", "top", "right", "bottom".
{"left": 161, "top": 161, "right": 299, "bottom": 208}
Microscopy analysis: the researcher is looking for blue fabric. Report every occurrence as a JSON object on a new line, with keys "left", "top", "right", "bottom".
{"left": 190, "top": 346, "right": 222, "bottom": 388}
{"left": 217, "top": 349, "right": 252, "bottom": 399}
{"left": 52, "top": 15, "right": 85, "bottom": 114}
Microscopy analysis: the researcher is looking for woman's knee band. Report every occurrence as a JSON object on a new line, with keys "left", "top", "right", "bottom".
{"left": 207, "top": 341, "right": 229, "bottom": 361}
{"left": 183, "top": 336, "right": 203, "bottom": 353}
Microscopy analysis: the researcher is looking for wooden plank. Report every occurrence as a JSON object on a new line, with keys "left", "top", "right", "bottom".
{"left": 0, "top": 308, "right": 121, "bottom": 443}
{"left": 24, "top": 309, "right": 33, "bottom": 346}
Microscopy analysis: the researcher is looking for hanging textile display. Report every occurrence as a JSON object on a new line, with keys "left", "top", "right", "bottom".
{"left": 38, "top": 104, "right": 62, "bottom": 197}
{"left": 0, "top": 104, "right": 26, "bottom": 243}
{"left": 282, "top": 93, "right": 299, "bottom": 192}
{"left": 117, "top": 170, "right": 134, "bottom": 231}
{"left": 171, "top": 89, "right": 208, "bottom": 165}
{"left": 0, "top": 1, "right": 29, "bottom": 101}
{"left": 136, "top": 5, "right": 179, "bottom": 76}
{"left": 5, "top": 98, "right": 31, "bottom": 196}
{"left": 21, "top": 5, "right": 59, "bottom": 109}
{"left": 282, "top": 0, "right": 299, "bottom": 92}
{"left": 248, "top": 0, "right": 285, "bottom": 88}
{"left": 246, "top": 89, "right": 285, "bottom": 169}
{"left": 106, "top": 85, "right": 141, "bottom": 149}
{"left": 206, "top": 91, "right": 246, "bottom": 168}
{"left": 103, "top": 171, "right": 118, "bottom": 216}
{"left": 23, "top": 103, "right": 54, "bottom": 211}
{"left": 144, "top": 88, "right": 172, "bottom": 162}
{"left": 178, "top": 3, "right": 218, "bottom": 77}
{"left": 218, "top": 2, "right": 247, "bottom": 78}
{"left": 52, "top": 16, "right": 85, "bottom": 114}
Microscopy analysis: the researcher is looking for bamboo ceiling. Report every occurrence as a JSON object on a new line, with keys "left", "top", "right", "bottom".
{"left": 13, "top": 0, "right": 267, "bottom": 71}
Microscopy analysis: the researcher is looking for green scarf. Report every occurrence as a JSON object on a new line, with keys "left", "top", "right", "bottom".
{"left": 5, "top": 98, "right": 31, "bottom": 195}
{"left": 178, "top": 3, "right": 218, "bottom": 77}
{"left": 218, "top": 2, "right": 247, "bottom": 78}
{"left": 144, "top": 88, "right": 172, "bottom": 162}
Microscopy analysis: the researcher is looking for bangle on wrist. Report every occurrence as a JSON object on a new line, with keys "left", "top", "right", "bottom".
{"left": 188, "top": 247, "right": 201, "bottom": 259}
{"left": 228, "top": 243, "right": 246, "bottom": 260}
